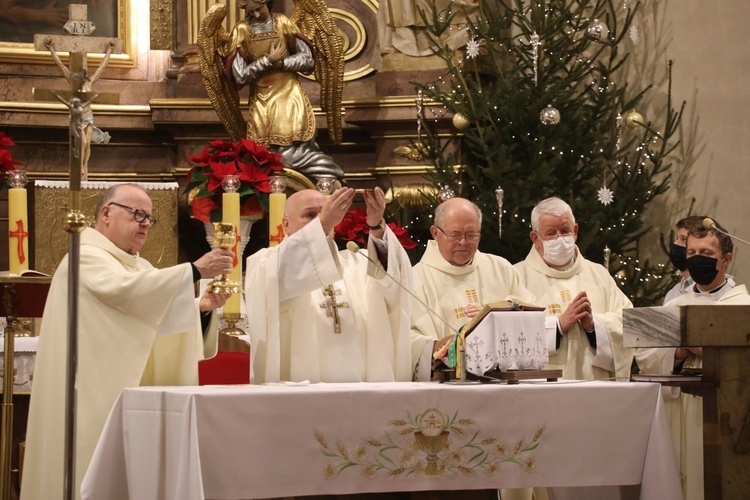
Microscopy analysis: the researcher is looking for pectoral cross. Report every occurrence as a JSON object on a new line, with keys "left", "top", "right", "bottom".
{"left": 319, "top": 285, "right": 349, "bottom": 334}
{"left": 32, "top": 4, "right": 122, "bottom": 184}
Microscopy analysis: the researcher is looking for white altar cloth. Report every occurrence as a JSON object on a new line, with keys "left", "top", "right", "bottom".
{"left": 82, "top": 381, "right": 681, "bottom": 500}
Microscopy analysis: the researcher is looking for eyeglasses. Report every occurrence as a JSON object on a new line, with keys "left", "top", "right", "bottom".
{"left": 436, "top": 226, "right": 481, "bottom": 243}
{"left": 535, "top": 230, "right": 573, "bottom": 241}
{"left": 108, "top": 202, "right": 157, "bottom": 227}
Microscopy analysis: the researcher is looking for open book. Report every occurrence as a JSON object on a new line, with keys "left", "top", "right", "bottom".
{"left": 461, "top": 297, "right": 545, "bottom": 337}
{"left": 0, "top": 269, "right": 51, "bottom": 278}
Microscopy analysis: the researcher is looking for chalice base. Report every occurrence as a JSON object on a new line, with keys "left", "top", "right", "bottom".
{"left": 220, "top": 313, "right": 245, "bottom": 336}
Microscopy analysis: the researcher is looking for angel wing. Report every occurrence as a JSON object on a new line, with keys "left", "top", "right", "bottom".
{"left": 197, "top": 3, "right": 246, "bottom": 141}
{"left": 291, "top": 0, "right": 345, "bottom": 144}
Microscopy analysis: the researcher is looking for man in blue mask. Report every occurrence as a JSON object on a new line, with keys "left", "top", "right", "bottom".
{"left": 515, "top": 196, "right": 634, "bottom": 382}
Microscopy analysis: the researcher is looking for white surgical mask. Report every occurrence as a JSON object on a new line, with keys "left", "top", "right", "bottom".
{"left": 541, "top": 235, "right": 576, "bottom": 266}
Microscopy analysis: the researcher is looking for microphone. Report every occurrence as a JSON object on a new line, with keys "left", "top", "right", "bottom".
{"left": 345, "top": 241, "right": 460, "bottom": 336}
{"left": 703, "top": 217, "right": 750, "bottom": 247}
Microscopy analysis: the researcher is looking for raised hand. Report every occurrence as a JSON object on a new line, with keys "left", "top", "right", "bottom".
{"left": 319, "top": 187, "right": 355, "bottom": 234}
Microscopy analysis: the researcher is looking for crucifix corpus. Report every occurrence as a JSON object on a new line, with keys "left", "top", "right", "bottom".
{"left": 33, "top": 4, "right": 122, "bottom": 183}
{"left": 320, "top": 285, "right": 349, "bottom": 333}
{"left": 30, "top": 5, "right": 121, "bottom": 499}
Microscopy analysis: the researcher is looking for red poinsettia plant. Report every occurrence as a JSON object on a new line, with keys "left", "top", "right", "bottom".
{"left": 185, "top": 138, "right": 285, "bottom": 223}
{"left": 0, "top": 132, "right": 22, "bottom": 189}
{"left": 334, "top": 208, "right": 418, "bottom": 250}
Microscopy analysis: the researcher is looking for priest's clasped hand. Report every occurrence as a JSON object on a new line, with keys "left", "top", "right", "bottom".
{"left": 558, "top": 290, "right": 594, "bottom": 333}
{"left": 193, "top": 248, "right": 236, "bottom": 278}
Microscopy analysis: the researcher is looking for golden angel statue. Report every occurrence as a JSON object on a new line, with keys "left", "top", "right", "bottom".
{"left": 198, "top": 0, "right": 345, "bottom": 182}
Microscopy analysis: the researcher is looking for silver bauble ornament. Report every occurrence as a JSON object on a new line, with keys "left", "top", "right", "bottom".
{"left": 624, "top": 109, "right": 644, "bottom": 129}
{"left": 437, "top": 186, "right": 456, "bottom": 203}
{"left": 452, "top": 112, "right": 470, "bottom": 130}
{"left": 540, "top": 105, "right": 561, "bottom": 126}
{"left": 587, "top": 18, "right": 608, "bottom": 42}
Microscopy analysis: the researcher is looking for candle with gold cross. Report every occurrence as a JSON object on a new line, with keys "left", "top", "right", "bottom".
{"left": 268, "top": 174, "right": 286, "bottom": 247}
{"left": 221, "top": 174, "right": 242, "bottom": 317}
{"left": 7, "top": 170, "right": 29, "bottom": 275}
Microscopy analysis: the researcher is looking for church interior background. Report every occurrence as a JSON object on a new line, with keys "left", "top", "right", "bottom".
{"left": 0, "top": 0, "right": 748, "bottom": 284}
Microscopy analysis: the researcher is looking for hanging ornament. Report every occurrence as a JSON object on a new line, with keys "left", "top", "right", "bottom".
{"left": 615, "top": 113, "right": 623, "bottom": 151}
{"left": 495, "top": 186, "right": 504, "bottom": 240}
{"left": 624, "top": 109, "right": 644, "bottom": 129}
{"left": 530, "top": 32, "right": 541, "bottom": 86}
{"left": 603, "top": 245, "right": 611, "bottom": 270}
{"left": 597, "top": 186, "right": 614, "bottom": 205}
{"left": 539, "top": 105, "right": 560, "bottom": 125}
{"left": 452, "top": 112, "right": 470, "bottom": 130}
{"left": 437, "top": 186, "right": 455, "bottom": 203}
{"left": 587, "top": 19, "right": 608, "bottom": 42}
{"left": 465, "top": 37, "right": 484, "bottom": 59}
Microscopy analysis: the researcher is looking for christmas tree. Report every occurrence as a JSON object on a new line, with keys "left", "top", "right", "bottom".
{"left": 412, "top": 0, "right": 684, "bottom": 306}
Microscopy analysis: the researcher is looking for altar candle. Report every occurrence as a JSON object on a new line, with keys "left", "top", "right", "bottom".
{"left": 269, "top": 193, "right": 286, "bottom": 247}
{"left": 222, "top": 191, "right": 241, "bottom": 315}
{"left": 8, "top": 173, "right": 29, "bottom": 275}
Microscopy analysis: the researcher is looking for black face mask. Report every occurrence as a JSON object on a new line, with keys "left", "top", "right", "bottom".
{"left": 686, "top": 255, "right": 720, "bottom": 285}
{"left": 669, "top": 243, "right": 688, "bottom": 271}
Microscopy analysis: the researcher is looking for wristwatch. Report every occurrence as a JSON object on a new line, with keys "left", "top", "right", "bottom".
{"left": 367, "top": 218, "right": 386, "bottom": 231}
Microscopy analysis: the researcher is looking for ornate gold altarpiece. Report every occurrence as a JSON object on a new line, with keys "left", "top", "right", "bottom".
{"left": 32, "top": 181, "right": 179, "bottom": 275}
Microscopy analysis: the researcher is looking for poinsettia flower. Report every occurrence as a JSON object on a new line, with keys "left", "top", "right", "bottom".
{"left": 190, "top": 194, "right": 219, "bottom": 223}
{"left": 387, "top": 223, "right": 418, "bottom": 250}
{"left": 0, "top": 132, "right": 16, "bottom": 148}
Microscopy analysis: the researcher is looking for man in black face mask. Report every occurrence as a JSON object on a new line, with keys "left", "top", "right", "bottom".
{"left": 636, "top": 219, "right": 749, "bottom": 498}
{"left": 664, "top": 215, "right": 708, "bottom": 304}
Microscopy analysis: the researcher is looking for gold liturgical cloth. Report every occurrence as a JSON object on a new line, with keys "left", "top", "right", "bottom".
{"left": 32, "top": 181, "right": 179, "bottom": 274}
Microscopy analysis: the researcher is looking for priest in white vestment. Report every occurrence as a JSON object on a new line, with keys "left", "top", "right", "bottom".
{"left": 244, "top": 187, "right": 412, "bottom": 383}
{"left": 410, "top": 198, "right": 536, "bottom": 381}
{"left": 21, "top": 184, "right": 234, "bottom": 500}
{"left": 634, "top": 220, "right": 750, "bottom": 500}
{"left": 514, "top": 197, "right": 634, "bottom": 381}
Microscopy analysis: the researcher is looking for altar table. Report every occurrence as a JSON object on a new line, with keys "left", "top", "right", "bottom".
{"left": 82, "top": 381, "right": 682, "bottom": 500}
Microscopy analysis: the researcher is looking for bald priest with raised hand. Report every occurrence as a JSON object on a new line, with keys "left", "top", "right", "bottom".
{"left": 22, "top": 184, "right": 234, "bottom": 500}
{"left": 244, "top": 186, "right": 412, "bottom": 384}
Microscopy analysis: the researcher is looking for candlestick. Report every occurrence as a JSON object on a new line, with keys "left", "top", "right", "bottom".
{"left": 221, "top": 175, "right": 241, "bottom": 316}
{"left": 7, "top": 170, "right": 29, "bottom": 274}
{"left": 269, "top": 175, "right": 286, "bottom": 247}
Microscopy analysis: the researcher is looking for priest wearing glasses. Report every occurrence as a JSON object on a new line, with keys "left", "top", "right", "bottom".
{"left": 22, "top": 184, "right": 234, "bottom": 500}
{"left": 410, "top": 197, "right": 535, "bottom": 381}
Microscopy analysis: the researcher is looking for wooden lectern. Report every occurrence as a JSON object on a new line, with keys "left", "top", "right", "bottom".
{"left": 0, "top": 276, "right": 52, "bottom": 500}
{"left": 624, "top": 305, "right": 750, "bottom": 500}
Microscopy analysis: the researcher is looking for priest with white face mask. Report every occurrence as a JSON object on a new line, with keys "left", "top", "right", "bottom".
{"left": 514, "top": 197, "right": 634, "bottom": 381}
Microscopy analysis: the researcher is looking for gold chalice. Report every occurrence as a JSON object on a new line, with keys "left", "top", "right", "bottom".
{"left": 206, "top": 222, "right": 241, "bottom": 295}
{"left": 414, "top": 431, "right": 450, "bottom": 475}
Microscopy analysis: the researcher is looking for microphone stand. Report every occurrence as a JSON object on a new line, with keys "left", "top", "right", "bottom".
{"left": 345, "top": 241, "right": 483, "bottom": 385}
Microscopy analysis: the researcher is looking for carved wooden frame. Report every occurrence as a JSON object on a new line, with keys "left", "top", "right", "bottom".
{"left": 0, "top": 0, "right": 138, "bottom": 68}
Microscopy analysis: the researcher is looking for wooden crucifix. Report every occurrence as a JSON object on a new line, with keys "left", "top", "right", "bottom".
{"left": 32, "top": 4, "right": 122, "bottom": 183}
{"left": 29, "top": 5, "right": 122, "bottom": 500}
{"left": 320, "top": 285, "right": 349, "bottom": 334}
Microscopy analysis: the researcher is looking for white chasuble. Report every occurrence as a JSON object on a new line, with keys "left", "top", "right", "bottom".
{"left": 410, "top": 241, "right": 536, "bottom": 371}
{"left": 244, "top": 218, "right": 412, "bottom": 384}
{"left": 514, "top": 247, "right": 634, "bottom": 381}
{"left": 22, "top": 228, "right": 211, "bottom": 500}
